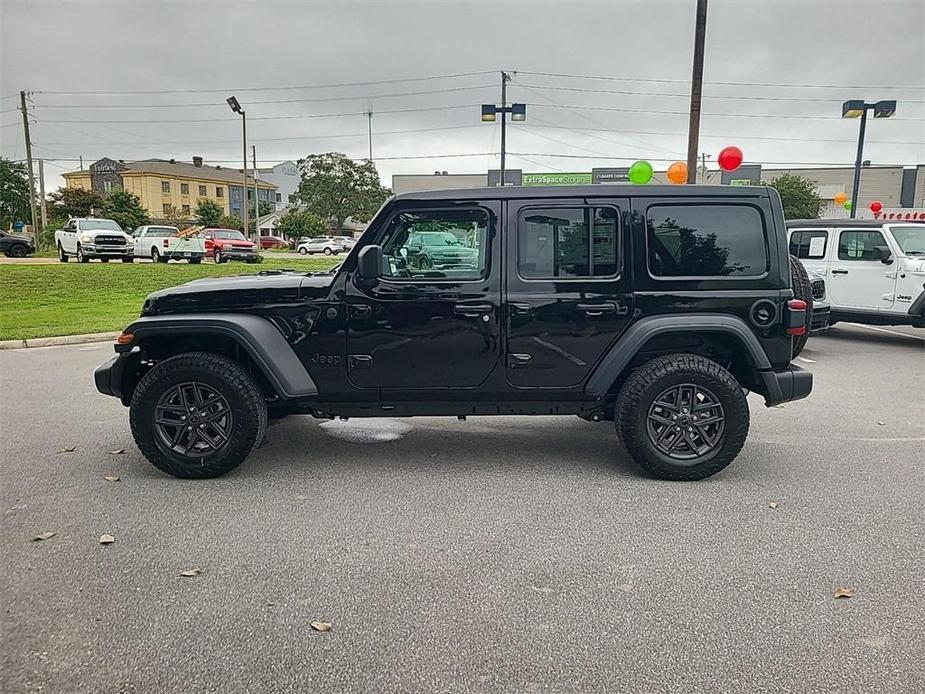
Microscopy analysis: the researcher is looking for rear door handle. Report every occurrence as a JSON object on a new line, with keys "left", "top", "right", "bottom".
{"left": 453, "top": 303, "right": 493, "bottom": 318}
{"left": 577, "top": 302, "right": 617, "bottom": 316}
{"left": 831, "top": 269, "right": 849, "bottom": 275}
{"left": 509, "top": 302, "right": 534, "bottom": 317}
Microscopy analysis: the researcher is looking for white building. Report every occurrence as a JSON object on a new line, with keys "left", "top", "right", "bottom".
{"left": 256, "top": 161, "right": 301, "bottom": 211}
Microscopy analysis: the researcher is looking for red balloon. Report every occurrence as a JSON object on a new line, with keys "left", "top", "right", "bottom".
{"left": 869, "top": 201, "right": 883, "bottom": 213}
{"left": 717, "top": 146, "right": 743, "bottom": 172}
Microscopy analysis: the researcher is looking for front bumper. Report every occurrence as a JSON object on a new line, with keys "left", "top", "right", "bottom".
{"left": 217, "top": 249, "right": 260, "bottom": 261}
{"left": 758, "top": 365, "right": 813, "bottom": 407}
{"left": 82, "top": 245, "right": 132, "bottom": 257}
{"left": 94, "top": 354, "right": 126, "bottom": 399}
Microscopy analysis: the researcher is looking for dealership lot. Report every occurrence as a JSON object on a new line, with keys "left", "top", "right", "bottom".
{"left": 1, "top": 324, "right": 923, "bottom": 693}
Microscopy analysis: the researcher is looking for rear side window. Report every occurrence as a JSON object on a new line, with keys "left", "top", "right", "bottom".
{"left": 518, "top": 206, "right": 619, "bottom": 279}
{"left": 789, "top": 230, "right": 828, "bottom": 259}
{"left": 647, "top": 204, "right": 767, "bottom": 277}
{"left": 838, "top": 230, "right": 887, "bottom": 260}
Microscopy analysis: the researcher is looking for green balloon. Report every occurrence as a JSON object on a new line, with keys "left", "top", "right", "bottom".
{"left": 843, "top": 200, "right": 853, "bottom": 211}
{"left": 629, "top": 160, "right": 653, "bottom": 184}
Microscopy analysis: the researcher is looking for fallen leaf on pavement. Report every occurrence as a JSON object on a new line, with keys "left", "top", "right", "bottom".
{"left": 103, "top": 475, "right": 120, "bottom": 483}
{"left": 877, "top": 421, "right": 885, "bottom": 426}
{"left": 768, "top": 501, "right": 779, "bottom": 509}
{"left": 833, "top": 586, "right": 856, "bottom": 599}
{"left": 57, "top": 447, "right": 76, "bottom": 454}
{"left": 32, "top": 532, "right": 56, "bottom": 541}
{"left": 179, "top": 569, "right": 201, "bottom": 577}
{"left": 109, "top": 449, "right": 126, "bottom": 455}
{"left": 99, "top": 534, "right": 115, "bottom": 545}
{"left": 310, "top": 621, "right": 332, "bottom": 632}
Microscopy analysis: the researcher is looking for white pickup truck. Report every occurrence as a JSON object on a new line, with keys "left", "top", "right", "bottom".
{"left": 56, "top": 218, "right": 134, "bottom": 263}
{"left": 131, "top": 225, "right": 206, "bottom": 263}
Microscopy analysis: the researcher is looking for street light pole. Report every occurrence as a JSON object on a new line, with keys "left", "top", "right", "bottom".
{"left": 500, "top": 71, "right": 511, "bottom": 186}
{"left": 227, "top": 96, "right": 249, "bottom": 239}
{"left": 481, "top": 79, "right": 525, "bottom": 188}
{"left": 686, "top": 0, "right": 708, "bottom": 184}
{"left": 849, "top": 108, "right": 867, "bottom": 219}
{"left": 252, "top": 144, "right": 259, "bottom": 236}
{"left": 842, "top": 99, "right": 896, "bottom": 219}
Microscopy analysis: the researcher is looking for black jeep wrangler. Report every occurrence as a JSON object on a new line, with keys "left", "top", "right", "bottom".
{"left": 95, "top": 185, "right": 812, "bottom": 481}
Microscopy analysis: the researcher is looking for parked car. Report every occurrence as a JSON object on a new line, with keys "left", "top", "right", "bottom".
{"left": 55, "top": 218, "right": 133, "bottom": 263}
{"left": 96, "top": 183, "right": 812, "bottom": 481}
{"left": 805, "top": 269, "right": 831, "bottom": 333}
{"left": 201, "top": 228, "right": 260, "bottom": 264}
{"left": 404, "top": 230, "right": 479, "bottom": 271}
{"left": 297, "top": 236, "right": 345, "bottom": 255}
{"left": 132, "top": 225, "right": 206, "bottom": 263}
{"left": 787, "top": 219, "right": 925, "bottom": 328}
{"left": 259, "top": 235, "right": 288, "bottom": 250}
{"left": 0, "top": 231, "right": 35, "bottom": 258}
{"left": 333, "top": 235, "right": 357, "bottom": 251}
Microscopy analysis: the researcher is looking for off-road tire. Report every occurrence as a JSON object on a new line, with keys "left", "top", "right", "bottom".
{"left": 76, "top": 245, "right": 89, "bottom": 263}
{"left": 130, "top": 352, "right": 267, "bottom": 479}
{"left": 614, "top": 354, "right": 750, "bottom": 481}
{"left": 57, "top": 244, "right": 69, "bottom": 262}
{"left": 8, "top": 244, "right": 28, "bottom": 258}
{"left": 789, "top": 254, "right": 813, "bottom": 358}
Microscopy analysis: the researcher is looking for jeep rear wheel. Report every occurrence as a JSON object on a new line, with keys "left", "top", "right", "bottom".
{"left": 129, "top": 352, "right": 267, "bottom": 478}
{"left": 789, "top": 254, "right": 813, "bottom": 358}
{"left": 615, "top": 354, "right": 749, "bottom": 481}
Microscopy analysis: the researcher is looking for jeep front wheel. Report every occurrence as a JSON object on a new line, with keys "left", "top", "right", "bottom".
{"left": 129, "top": 352, "right": 267, "bottom": 478}
{"left": 614, "top": 354, "right": 749, "bottom": 481}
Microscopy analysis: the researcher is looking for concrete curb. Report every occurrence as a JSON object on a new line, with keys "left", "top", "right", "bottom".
{"left": 0, "top": 332, "right": 119, "bottom": 350}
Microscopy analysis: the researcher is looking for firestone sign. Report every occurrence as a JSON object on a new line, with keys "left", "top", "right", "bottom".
{"left": 872, "top": 208, "right": 925, "bottom": 221}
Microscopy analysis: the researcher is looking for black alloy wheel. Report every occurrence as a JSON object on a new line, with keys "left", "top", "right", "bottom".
{"left": 646, "top": 383, "right": 725, "bottom": 461}
{"left": 154, "top": 381, "right": 233, "bottom": 458}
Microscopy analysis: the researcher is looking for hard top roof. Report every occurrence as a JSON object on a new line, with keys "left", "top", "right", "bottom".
{"left": 392, "top": 183, "right": 773, "bottom": 202}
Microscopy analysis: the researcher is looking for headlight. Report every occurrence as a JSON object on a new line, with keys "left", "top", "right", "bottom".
{"left": 80, "top": 234, "right": 92, "bottom": 243}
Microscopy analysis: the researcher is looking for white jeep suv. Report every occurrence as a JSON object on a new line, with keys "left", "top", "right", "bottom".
{"left": 55, "top": 218, "right": 133, "bottom": 263}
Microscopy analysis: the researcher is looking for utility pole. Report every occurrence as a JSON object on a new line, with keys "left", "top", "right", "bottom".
{"left": 500, "top": 71, "right": 512, "bottom": 186}
{"left": 252, "top": 144, "right": 260, "bottom": 236}
{"left": 366, "top": 107, "right": 374, "bottom": 162}
{"left": 38, "top": 159, "right": 47, "bottom": 229}
{"left": 686, "top": 0, "right": 708, "bottom": 184}
{"left": 19, "top": 91, "right": 39, "bottom": 245}
{"left": 79, "top": 155, "right": 84, "bottom": 171}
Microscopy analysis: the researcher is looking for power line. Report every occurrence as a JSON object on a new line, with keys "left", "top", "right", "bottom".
{"left": 33, "top": 71, "right": 498, "bottom": 96}
{"left": 509, "top": 152, "right": 917, "bottom": 166}
{"left": 527, "top": 102, "right": 925, "bottom": 121}
{"left": 517, "top": 70, "right": 925, "bottom": 91}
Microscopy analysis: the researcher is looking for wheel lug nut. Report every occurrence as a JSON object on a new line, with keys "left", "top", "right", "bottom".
{"left": 688, "top": 427, "right": 693, "bottom": 431}
{"left": 672, "top": 415, "right": 678, "bottom": 420}
{"left": 199, "top": 424, "right": 204, "bottom": 429}
{"left": 675, "top": 426, "right": 681, "bottom": 431}
{"left": 187, "top": 426, "right": 193, "bottom": 431}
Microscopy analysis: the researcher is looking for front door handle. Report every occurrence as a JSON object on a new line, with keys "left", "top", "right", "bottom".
{"left": 453, "top": 303, "right": 493, "bottom": 318}
{"left": 509, "top": 302, "right": 534, "bottom": 317}
{"left": 831, "top": 269, "right": 849, "bottom": 275}
{"left": 577, "top": 302, "right": 617, "bottom": 316}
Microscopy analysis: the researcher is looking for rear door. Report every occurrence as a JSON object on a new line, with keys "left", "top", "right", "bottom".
{"left": 505, "top": 197, "right": 632, "bottom": 389}
{"left": 828, "top": 227, "right": 897, "bottom": 310}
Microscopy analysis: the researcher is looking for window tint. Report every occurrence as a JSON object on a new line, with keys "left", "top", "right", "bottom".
{"left": 838, "top": 230, "right": 887, "bottom": 260}
{"left": 647, "top": 204, "right": 767, "bottom": 277}
{"left": 789, "top": 230, "right": 828, "bottom": 259}
{"left": 379, "top": 209, "right": 489, "bottom": 280}
{"left": 518, "top": 207, "right": 618, "bottom": 279}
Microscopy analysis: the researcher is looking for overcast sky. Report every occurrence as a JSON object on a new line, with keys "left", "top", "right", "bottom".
{"left": 1, "top": 0, "right": 923, "bottom": 192}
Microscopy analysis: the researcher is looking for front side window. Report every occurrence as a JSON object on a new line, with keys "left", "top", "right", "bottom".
{"left": 838, "top": 230, "right": 888, "bottom": 260}
{"left": 789, "top": 230, "right": 828, "bottom": 259}
{"left": 379, "top": 208, "right": 489, "bottom": 280}
{"left": 161, "top": 181, "right": 170, "bottom": 194}
{"left": 518, "top": 207, "right": 618, "bottom": 279}
{"left": 647, "top": 204, "right": 767, "bottom": 277}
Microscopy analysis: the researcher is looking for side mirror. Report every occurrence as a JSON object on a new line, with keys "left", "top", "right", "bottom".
{"left": 357, "top": 245, "right": 383, "bottom": 282}
{"left": 873, "top": 245, "right": 893, "bottom": 264}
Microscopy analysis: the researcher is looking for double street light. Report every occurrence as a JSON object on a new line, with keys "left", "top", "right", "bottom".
{"left": 226, "top": 95, "right": 250, "bottom": 238}
{"left": 481, "top": 72, "right": 526, "bottom": 186}
{"left": 841, "top": 99, "right": 896, "bottom": 218}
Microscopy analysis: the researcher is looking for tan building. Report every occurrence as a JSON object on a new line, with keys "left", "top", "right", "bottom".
{"left": 62, "top": 157, "right": 277, "bottom": 221}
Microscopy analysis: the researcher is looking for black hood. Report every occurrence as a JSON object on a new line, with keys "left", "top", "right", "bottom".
{"left": 143, "top": 271, "right": 334, "bottom": 315}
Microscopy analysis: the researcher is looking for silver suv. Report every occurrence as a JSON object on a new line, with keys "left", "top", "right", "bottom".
{"left": 296, "top": 236, "right": 346, "bottom": 256}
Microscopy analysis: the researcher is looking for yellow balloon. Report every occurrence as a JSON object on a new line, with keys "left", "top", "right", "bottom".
{"left": 667, "top": 162, "right": 688, "bottom": 184}
{"left": 834, "top": 192, "right": 848, "bottom": 205}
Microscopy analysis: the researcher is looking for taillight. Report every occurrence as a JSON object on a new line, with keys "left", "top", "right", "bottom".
{"left": 162, "top": 238, "right": 170, "bottom": 247}
{"left": 785, "top": 299, "right": 808, "bottom": 336}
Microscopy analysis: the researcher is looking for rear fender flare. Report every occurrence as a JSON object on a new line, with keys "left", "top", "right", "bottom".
{"left": 122, "top": 313, "right": 317, "bottom": 399}
{"left": 584, "top": 314, "right": 771, "bottom": 397}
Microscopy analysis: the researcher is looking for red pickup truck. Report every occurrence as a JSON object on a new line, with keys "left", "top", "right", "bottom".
{"left": 201, "top": 229, "right": 260, "bottom": 264}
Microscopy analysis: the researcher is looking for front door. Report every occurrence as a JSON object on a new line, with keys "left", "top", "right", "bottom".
{"left": 828, "top": 228, "right": 897, "bottom": 310}
{"left": 346, "top": 202, "right": 501, "bottom": 390}
{"left": 61, "top": 220, "right": 78, "bottom": 253}
{"left": 505, "top": 198, "right": 633, "bottom": 388}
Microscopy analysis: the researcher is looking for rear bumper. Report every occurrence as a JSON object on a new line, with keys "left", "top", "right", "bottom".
{"left": 758, "top": 365, "right": 813, "bottom": 407}
{"left": 164, "top": 250, "right": 205, "bottom": 259}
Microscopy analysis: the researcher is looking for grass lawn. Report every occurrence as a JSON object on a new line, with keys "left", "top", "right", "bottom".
{"left": 0, "top": 257, "right": 339, "bottom": 341}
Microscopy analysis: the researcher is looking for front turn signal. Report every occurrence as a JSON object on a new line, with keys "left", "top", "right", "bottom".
{"left": 116, "top": 332, "right": 134, "bottom": 345}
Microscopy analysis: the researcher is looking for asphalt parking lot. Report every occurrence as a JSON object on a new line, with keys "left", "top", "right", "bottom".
{"left": 1, "top": 323, "right": 923, "bottom": 693}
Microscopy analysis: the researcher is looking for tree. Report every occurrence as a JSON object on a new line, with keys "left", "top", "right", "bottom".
{"left": 217, "top": 214, "right": 243, "bottom": 231}
{"left": 162, "top": 205, "right": 192, "bottom": 229}
{"left": 276, "top": 208, "right": 327, "bottom": 241}
{"left": 49, "top": 186, "right": 104, "bottom": 218}
{"left": 763, "top": 173, "right": 825, "bottom": 220}
{"left": 295, "top": 152, "right": 390, "bottom": 232}
{"left": 0, "top": 157, "right": 33, "bottom": 231}
{"left": 247, "top": 200, "right": 275, "bottom": 235}
{"left": 102, "top": 190, "right": 149, "bottom": 231}
{"left": 194, "top": 199, "right": 223, "bottom": 227}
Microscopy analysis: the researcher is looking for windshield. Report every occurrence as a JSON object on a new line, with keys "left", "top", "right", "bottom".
{"left": 889, "top": 225, "right": 925, "bottom": 255}
{"left": 213, "top": 230, "right": 246, "bottom": 240}
{"left": 147, "top": 227, "right": 179, "bottom": 237}
{"left": 80, "top": 219, "right": 123, "bottom": 232}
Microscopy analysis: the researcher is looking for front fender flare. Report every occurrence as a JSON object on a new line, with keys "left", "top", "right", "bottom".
{"left": 121, "top": 313, "right": 318, "bottom": 399}
{"left": 584, "top": 314, "right": 771, "bottom": 397}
